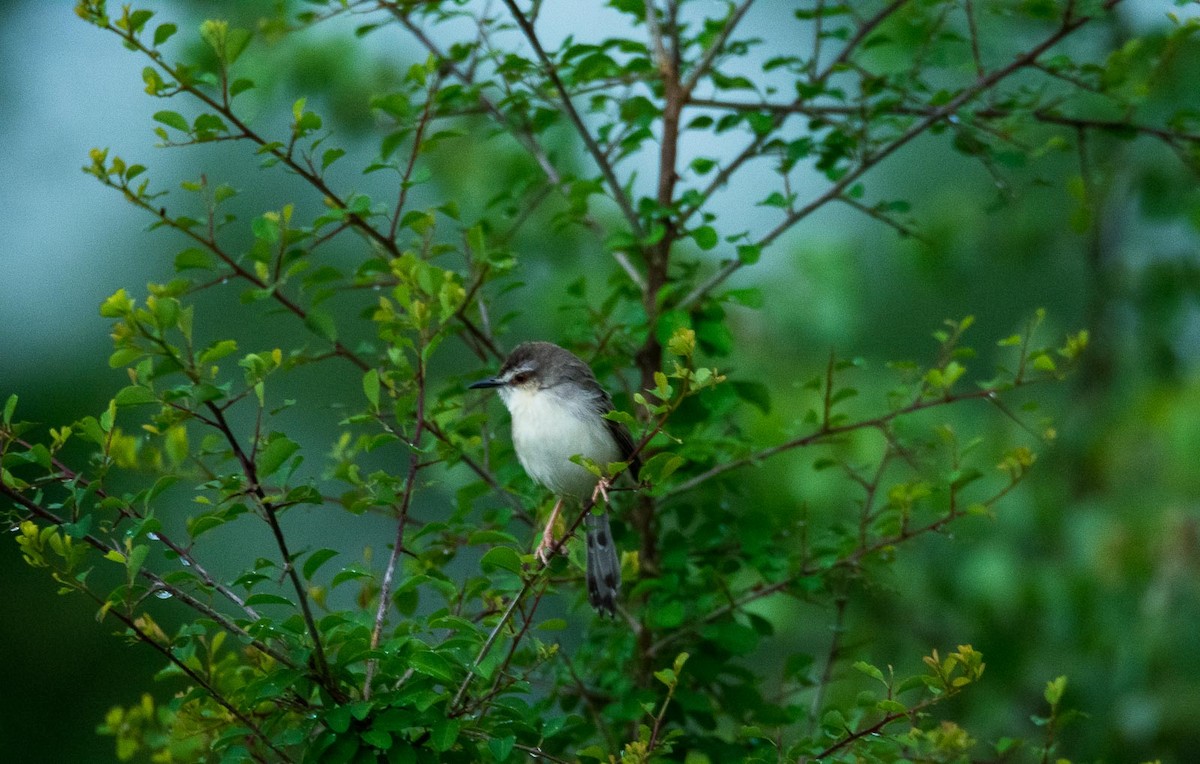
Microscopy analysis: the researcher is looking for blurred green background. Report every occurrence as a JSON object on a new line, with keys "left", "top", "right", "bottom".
{"left": 3, "top": 1, "right": 1200, "bottom": 761}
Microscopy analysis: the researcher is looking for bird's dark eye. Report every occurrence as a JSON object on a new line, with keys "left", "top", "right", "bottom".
{"left": 511, "top": 371, "right": 532, "bottom": 385}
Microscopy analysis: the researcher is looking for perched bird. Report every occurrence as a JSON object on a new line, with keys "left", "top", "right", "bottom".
{"left": 470, "top": 341, "right": 640, "bottom": 616}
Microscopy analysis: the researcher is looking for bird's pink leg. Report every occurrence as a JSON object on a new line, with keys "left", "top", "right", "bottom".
{"left": 591, "top": 476, "right": 613, "bottom": 505}
{"left": 534, "top": 497, "right": 565, "bottom": 565}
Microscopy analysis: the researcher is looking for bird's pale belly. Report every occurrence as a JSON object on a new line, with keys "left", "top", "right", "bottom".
{"left": 506, "top": 388, "right": 620, "bottom": 498}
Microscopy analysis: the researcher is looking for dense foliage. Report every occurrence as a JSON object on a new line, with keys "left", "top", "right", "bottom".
{"left": 3, "top": 0, "right": 1199, "bottom": 761}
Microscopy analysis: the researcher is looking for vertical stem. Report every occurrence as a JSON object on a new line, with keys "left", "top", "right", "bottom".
{"left": 809, "top": 594, "right": 848, "bottom": 728}
{"left": 206, "top": 403, "right": 339, "bottom": 697}
{"left": 365, "top": 345, "right": 428, "bottom": 698}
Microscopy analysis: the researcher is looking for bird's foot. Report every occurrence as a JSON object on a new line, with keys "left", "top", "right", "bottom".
{"left": 591, "top": 476, "right": 613, "bottom": 505}
{"left": 534, "top": 526, "right": 562, "bottom": 565}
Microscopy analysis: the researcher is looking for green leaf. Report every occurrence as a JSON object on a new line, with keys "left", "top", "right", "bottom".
{"left": 244, "top": 592, "right": 295, "bottom": 607}
{"left": 362, "top": 369, "right": 380, "bottom": 409}
{"left": 331, "top": 567, "right": 371, "bottom": 588}
{"left": 648, "top": 599, "right": 685, "bottom": 628}
{"left": 322, "top": 148, "right": 346, "bottom": 170}
{"left": 229, "top": 78, "right": 255, "bottom": 99}
{"left": 100, "top": 288, "right": 133, "bottom": 318}
{"left": 480, "top": 546, "right": 523, "bottom": 575}
{"left": 153, "top": 23, "right": 177, "bottom": 46}
{"left": 257, "top": 435, "right": 300, "bottom": 478}
{"left": 198, "top": 339, "right": 238, "bottom": 365}
{"left": 1044, "top": 675, "right": 1067, "bottom": 706}
{"left": 152, "top": 110, "right": 190, "bottom": 133}
{"left": 736, "top": 244, "right": 761, "bottom": 264}
{"left": 428, "top": 720, "right": 459, "bottom": 752}
{"left": 488, "top": 736, "right": 515, "bottom": 761}
{"left": 3, "top": 394, "right": 17, "bottom": 425}
{"left": 174, "top": 247, "right": 215, "bottom": 271}
{"left": 305, "top": 310, "right": 338, "bottom": 342}
{"left": 409, "top": 650, "right": 455, "bottom": 683}
{"left": 642, "top": 452, "right": 685, "bottom": 484}
{"left": 692, "top": 225, "right": 719, "bottom": 250}
{"left": 732, "top": 380, "right": 771, "bottom": 413}
{"left": 114, "top": 386, "right": 157, "bottom": 406}
{"left": 853, "top": 660, "right": 885, "bottom": 683}
{"left": 302, "top": 549, "right": 339, "bottom": 580}
{"left": 361, "top": 729, "right": 392, "bottom": 751}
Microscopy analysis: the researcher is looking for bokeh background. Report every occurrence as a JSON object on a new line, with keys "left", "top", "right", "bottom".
{"left": 3, "top": 1, "right": 1200, "bottom": 760}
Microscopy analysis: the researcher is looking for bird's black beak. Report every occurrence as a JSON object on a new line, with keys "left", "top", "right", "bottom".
{"left": 469, "top": 377, "right": 503, "bottom": 390}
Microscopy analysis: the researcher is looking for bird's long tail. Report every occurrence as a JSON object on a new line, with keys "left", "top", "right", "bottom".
{"left": 584, "top": 510, "right": 621, "bottom": 617}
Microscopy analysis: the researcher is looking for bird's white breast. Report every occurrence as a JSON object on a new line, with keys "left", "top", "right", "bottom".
{"left": 502, "top": 386, "right": 619, "bottom": 498}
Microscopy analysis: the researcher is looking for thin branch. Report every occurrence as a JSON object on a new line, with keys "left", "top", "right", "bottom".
{"left": 15, "top": 438, "right": 264, "bottom": 623}
{"left": 814, "top": 0, "right": 913, "bottom": 85}
{"left": 666, "top": 387, "right": 999, "bottom": 498}
{"left": 365, "top": 344, "right": 429, "bottom": 698}
{"left": 204, "top": 402, "right": 340, "bottom": 696}
{"left": 0, "top": 482, "right": 297, "bottom": 668}
{"left": 836, "top": 194, "right": 932, "bottom": 244}
{"left": 379, "top": 2, "right": 648, "bottom": 289}
{"left": 680, "top": 0, "right": 756, "bottom": 95}
{"left": 389, "top": 72, "right": 443, "bottom": 242}
{"left": 499, "top": 0, "right": 646, "bottom": 240}
{"left": 93, "top": 593, "right": 292, "bottom": 763}
{"left": 677, "top": 1, "right": 1124, "bottom": 309}
{"left": 810, "top": 595, "right": 848, "bottom": 726}
{"left": 964, "top": 0, "right": 985, "bottom": 78}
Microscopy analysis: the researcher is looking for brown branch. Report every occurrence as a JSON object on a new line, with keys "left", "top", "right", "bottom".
{"left": 389, "top": 72, "right": 443, "bottom": 242}
{"left": 666, "top": 387, "right": 1000, "bottom": 498}
{"left": 677, "top": 0, "right": 1125, "bottom": 309}
{"left": 499, "top": 0, "right": 646, "bottom": 241}
{"left": 814, "top": 0, "right": 913, "bottom": 85}
{"left": 810, "top": 594, "right": 848, "bottom": 725}
{"left": 379, "top": 2, "right": 647, "bottom": 289}
{"left": 90, "top": 592, "right": 292, "bottom": 763}
{"left": 365, "top": 344, "right": 429, "bottom": 698}
{"left": 689, "top": 98, "right": 1200, "bottom": 146}
{"left": 680, "top": 0, "right": 756, "bottom": 95}
{"left": 203, "top": 402, "right": 340, "bottom": 697}
{"left": 0, "top": 482, "right": 297, "bottom": 668}
{"left": 651, "top": 467, "right": 1028, "bottom": 658}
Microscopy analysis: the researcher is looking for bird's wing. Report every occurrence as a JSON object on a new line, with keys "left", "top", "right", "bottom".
{"left": 591, "top": 387, "right": 641, "bottom": 481}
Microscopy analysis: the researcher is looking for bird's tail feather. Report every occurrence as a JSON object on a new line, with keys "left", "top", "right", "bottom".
{"left": 584, "top": 510, "right": 621, "bottom": 616}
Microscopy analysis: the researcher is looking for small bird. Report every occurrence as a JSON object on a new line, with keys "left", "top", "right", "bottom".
{"left": 470, "top": 341, "right": 640, "bottom": 616}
